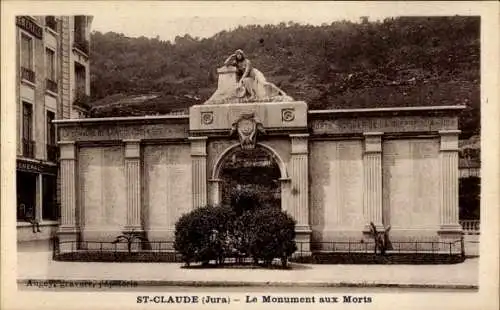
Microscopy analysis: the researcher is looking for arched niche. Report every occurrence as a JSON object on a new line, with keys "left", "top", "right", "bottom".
{"left": 209, "top": 143, "right": 290, "bottom": 210}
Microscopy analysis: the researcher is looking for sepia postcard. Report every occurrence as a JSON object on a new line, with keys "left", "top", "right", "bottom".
{"left": 1, "top": 1, "right": 499, "bottom": 310}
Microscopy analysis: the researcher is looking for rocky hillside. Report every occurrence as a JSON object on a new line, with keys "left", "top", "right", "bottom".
{"left": 89, "top": 16, "right": 480, "bottom": 138}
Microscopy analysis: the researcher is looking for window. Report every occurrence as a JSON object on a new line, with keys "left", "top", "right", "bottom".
{"left": 21, "top": 33, "right": 33, "bottom": 70}
{"left": 45, "top": 48, "right": 56, "bottom": 81}
{"left": 17, "top": 171, "right": 37, "bottom": 222}
{"left": 75, "top": 62, "right": 86, "bottom": 97}
{"left": 45, "top": 48, "right": 58, "bottom": 92}
{"left": 45, "top": 16, "right": 57, "bottom": 31}
{"left": 20, "top": 33, "right": 35, "bottom": 83}
{"left": 74, "top": 16, "right": 86, "bottom": 40}
{"left": 73, "top": 16, "right": 89, "bottom": 54}
{"left": 42, "top": 175, "right": 58, "bottom": 220}
{"left": 46, "top": 111, "right": 57, "bottom": 161}
{"left": 46, "top": 111, "right": 56, "bottom": 145}
{"left": 22, "top": 102, "right": 34, "bottom": 158}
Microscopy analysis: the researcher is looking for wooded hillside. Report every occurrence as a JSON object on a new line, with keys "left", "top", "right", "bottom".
{"left": 89, "top": 16, "right": 480, "bottom": 138}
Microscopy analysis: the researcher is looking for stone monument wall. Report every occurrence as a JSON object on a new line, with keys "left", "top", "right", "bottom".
{"left": 55, "top": 105, "right": 463, "bottom": 252}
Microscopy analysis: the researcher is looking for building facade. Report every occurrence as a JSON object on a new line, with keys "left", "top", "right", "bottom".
{"left": 16, "top": 15, "right": 92, "bottom": 246}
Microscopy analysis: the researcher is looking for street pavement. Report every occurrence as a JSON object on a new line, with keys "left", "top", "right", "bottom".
{"left": 17, "top": 251, "right": 478, "bottom": 290}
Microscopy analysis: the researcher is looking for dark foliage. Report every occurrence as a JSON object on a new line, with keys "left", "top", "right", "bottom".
{"left": 173, "top": 205, "right": 235, "bottom": 266}
{"left": 459, "top": 177, "right": 480, "bottom": 220}
{"left": 89, "top": 17, "right": 479, "bottom": 138}
{"left": 242, "top": 208, "right": 297, "bottom": 267}
{"left": 173, "top": 200, "right": 297, "bottom": 267}
{"left": 229, "top": 188, "right": 263, "bottom": 216}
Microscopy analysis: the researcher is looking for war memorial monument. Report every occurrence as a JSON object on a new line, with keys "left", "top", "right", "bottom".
{"left": 54, "top": 49, "right": 464, "bottom": 255}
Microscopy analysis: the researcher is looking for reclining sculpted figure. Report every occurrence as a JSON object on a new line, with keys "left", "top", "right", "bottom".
{"left": 223, "top": 49, "right": 290, "bottom": 101}
{"left": 204, "top": 49, "right": 293, "bottom": 104}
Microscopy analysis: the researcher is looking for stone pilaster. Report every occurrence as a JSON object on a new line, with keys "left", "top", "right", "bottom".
{"left": 208, "top": 178, "right": 223, "bottom": 206}
{"left": 279, "top": 177, "right": 292, "bottom": 215}
{"left": 58, "top": 141, "right": 79, "bottom": 247}
{"left": 362, "top": 132, "right": 384, "bottom": 231}
{"left": 124, "top": 139, "right": 142, "bottom": 231}
{"left": 190, "top": 136, "right": 208, "bottom": 208}
{"left": 290, "top": 134, "right": 311, "bottom": 252}
{"left": 438, "top": 130, "right": 462, "bottom": 236}
{"left": 60, "top": 16, "right": 71, "bottom": 119}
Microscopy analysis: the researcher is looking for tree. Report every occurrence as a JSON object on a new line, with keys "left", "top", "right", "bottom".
{"left": 112, "top": 230, "right": 147, "bottom": 253}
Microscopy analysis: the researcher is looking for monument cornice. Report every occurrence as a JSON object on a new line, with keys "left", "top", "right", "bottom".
{"left": 308, "top": 105, "right": 466, "bottom": 119}
{"left": 54, "top": 114, "right": 189, "bottom": 127}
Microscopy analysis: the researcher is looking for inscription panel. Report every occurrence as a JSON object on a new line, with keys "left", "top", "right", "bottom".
{"left": 79, "top": 146, "right": 126, "bottom": 231}
{"left": 311, "top": 116, "right": 458, "bottom": 135}
{"left": 382, "top": 139, "right": 440, "bottom": 229}
{"left": 310, "top": 140, "right": 364, "bottom": 237}
{"left": 59, "top": 123, "right": 189, "bottom": 141}
{"left": 143, "top": 144, "right": 192, "bottom": 238}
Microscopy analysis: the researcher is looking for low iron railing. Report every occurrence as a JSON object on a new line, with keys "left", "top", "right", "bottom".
{"left": 296, "top": 240, "right": 463, "bottom": 256}
{"left": 22, "top": 139, "right": 35, "bottom": 158}
{"left": 46, "top": 79, "right": 58, "bottom": 93}
{"left": 53, "top": 239, "right": 464, "bottom": 262}
{"left": 73, "top": 36, "right": 89, "bottom": 55}
{"left": 21, "top": 67, "right": 35, "bottom": 83}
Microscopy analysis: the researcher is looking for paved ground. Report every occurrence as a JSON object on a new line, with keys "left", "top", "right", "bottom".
{"left": 17, "top": 251, "right": 478, "bottom": 290}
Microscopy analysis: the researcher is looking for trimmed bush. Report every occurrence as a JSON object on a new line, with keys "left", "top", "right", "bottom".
{"left": 243, "top": 208, "right": 297, "bottom": 267}
{"left": 174, "top": 205, "right": 235, "bottom": 266}
{"left": 174, "top": 200, "right": 297, "bottom": 268}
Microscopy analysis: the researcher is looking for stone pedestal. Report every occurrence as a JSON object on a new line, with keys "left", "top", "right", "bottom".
{"left": 124, "top": 139, "right": 142, "bottom": 232}
{"left": 362, "top": 132, "right": 384, "bottom": 232}
{"left": 205, "top": 66, "right": 238, "bottom": 103}
{"left": 290, "top": 134, "right": 312, "bottom": 254}
{"left": 438, "top": 130, "right": 462, "bottom": 238}
{"left": 57, "top": 141, "right": 79, "bottom": 247}
{"left": 190, "top": 136, "right": 208, "bottom": 208}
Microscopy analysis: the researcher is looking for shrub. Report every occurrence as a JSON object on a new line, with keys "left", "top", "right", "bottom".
{"left": 174, "top": 205, "right": 235, "bottom": 266}
{"left": 244, "top": 208, "right": 297, "bottom": 267}
{"left": 174, "top": 201, "right": 297, "bottom": 268}
{"left": 230, "top": 188, "right": 262, "bottom": 216}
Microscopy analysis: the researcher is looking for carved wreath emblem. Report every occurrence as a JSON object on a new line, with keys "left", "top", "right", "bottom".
{"left": 230, "top": 113, "right": 265, "bottom": 150}
{"left": 201, "top": 112, "right": 214, "bottom": 125}
{"left": 281, "top": 108, "right": 295, "bottom": 122}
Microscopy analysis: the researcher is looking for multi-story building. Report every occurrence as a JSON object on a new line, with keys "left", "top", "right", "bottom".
{"left": 16, "top": 15, "right": 92, "bottom": 248}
